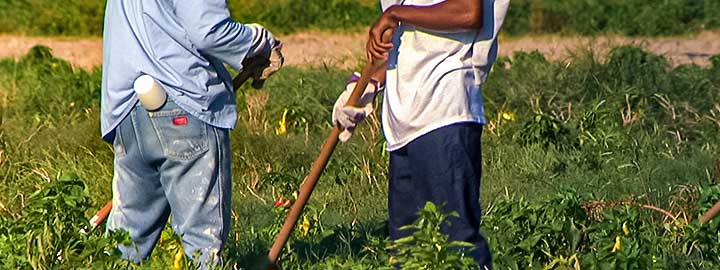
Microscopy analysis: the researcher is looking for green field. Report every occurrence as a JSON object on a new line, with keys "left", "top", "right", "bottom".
{"left": 0, "top": 45, "right": 719, "bottom": 269}
{"left": 0, "top": 0, "right": 718, "bottom": 36}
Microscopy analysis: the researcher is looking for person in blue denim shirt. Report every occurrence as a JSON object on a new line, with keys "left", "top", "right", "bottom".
{"left": 101, "top": 0, "right": 282, "bottom": 267}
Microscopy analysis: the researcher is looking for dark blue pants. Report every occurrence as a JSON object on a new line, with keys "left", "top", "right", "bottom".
{"left": 388, "top": 122, "right": 491, "bottom": 268}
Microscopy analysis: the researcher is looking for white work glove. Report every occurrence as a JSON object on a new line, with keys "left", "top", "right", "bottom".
{"left": 239, "top": 24, "right": 284, "bottom": 89}
{"left": 259, "top": 40, "right": 284, "bottom": 79}
{"left": 332, "top": 72, "right": 381, "bottom": 142}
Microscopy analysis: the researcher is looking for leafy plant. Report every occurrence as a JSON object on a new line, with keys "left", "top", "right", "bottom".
{"left": 514, "top": 112, "right": 577, "bottom": 150}
{"left": 0, "top": 173, "right": 130, "bottom": 269}
{"left": 386, "top": 202, "right": 479, "bottom": 270}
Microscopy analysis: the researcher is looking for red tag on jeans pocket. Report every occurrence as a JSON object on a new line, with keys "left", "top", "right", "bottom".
{"left": 173, "top": 116, "right": 188, "bottom": 126}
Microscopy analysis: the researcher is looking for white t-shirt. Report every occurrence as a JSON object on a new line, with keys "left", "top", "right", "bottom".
{"left": 380, "top": 0, "right": 509, "bottom": 151}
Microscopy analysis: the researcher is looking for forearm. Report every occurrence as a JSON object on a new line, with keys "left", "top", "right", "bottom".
{"left": 371, "top": 65, "right": 387, "bottom": 87}
{"left": 175, "top": 1, "right": 274, "bottom": 70}
{"left": 386, "top": 0, "right": 483, "bottom": 31}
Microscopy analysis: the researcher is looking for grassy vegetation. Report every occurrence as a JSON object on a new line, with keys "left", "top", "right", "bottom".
{"left": 1, "top": 45, "right": 720, "bottom": 269}
{"left": 229, "top": 0, "right": 379, "bottom": 34}
{"left": 504, "top": 0, "right": 720, "bottom": 36}
{"left": 0, "top": 0, "right": 106, "bottom": 37}
{"left": 1, "top": 0, "right": 719, "bottom": 36}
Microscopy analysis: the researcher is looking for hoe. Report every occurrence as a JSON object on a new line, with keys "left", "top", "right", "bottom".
{"left": 89, "top": 36, "right": 389, "bottom": 270}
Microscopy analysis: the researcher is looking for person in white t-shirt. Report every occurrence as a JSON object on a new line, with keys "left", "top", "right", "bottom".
{"left": 333, "top": 0, "right": 509, "bottom": 268}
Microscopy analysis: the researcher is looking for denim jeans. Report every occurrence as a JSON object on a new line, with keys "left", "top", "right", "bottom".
{"left": 107, "top": 99, "right": 231, "bottom": 269}
{"left": 388, "top": 123, "right": 492, "bottom": 269}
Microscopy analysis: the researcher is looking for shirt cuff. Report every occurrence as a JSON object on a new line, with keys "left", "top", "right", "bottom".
{"left": 245, "top": 24, "right": 277, "bottom": 59}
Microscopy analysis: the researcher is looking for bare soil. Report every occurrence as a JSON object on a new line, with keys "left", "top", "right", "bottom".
{"left": 501, "top": 31, "right": 720, "bottom": 66}
{"left": 1, "top": 31, "right": 718, "bottom": 70}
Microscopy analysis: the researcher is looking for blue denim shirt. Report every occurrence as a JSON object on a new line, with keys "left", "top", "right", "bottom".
{"left": 101, "top": 0, "right": 275, "bottom": 143}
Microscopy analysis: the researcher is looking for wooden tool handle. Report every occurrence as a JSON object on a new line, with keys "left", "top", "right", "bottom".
{"left": 700, "top": 200, "right": 720, "bottom": 224}
{"left": 233, "top": 60, "right": 263, "bottom": 90}
{"left": 233, "top": 69, "right": 254, "bottom": 90}
{"left": 266, "top": 60, "right": 384, "bottom": 264}
{"left": 90, "top": 201, "right": 113, "bottom": 230}
{"left": 266, "top": 30, "right": 393, "bottom": 268}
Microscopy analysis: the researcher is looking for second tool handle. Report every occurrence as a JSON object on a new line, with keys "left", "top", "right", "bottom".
{"left": 266, "top": 29, "right": 393, "bottom": 268}
{"left": 266, "top": 59, "right": 385, "bottom": 265}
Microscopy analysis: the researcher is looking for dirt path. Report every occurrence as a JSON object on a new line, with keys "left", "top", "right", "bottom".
{"left": 1, "top": 31, "right": 718, "bottom": 70}
{"left": 0, "top": 35, "right": 104, "bottom": 70}
{"left": 501, "top": 31, "right": 720, "bottom": 66}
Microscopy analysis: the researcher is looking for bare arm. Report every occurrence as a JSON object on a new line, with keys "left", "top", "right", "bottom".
{"left": 371, "top": 65, "right": 387, "bottom": 87}
{"left": 368, "top": 0, "right": 483, "bottom": 60}
{"left": 388, "top": 0, "right": 483, "bottom": 30}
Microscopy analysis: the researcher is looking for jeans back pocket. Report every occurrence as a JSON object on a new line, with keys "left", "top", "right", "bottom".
{"left": 149, "top": 104, "right": 209, "bottom": 160}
